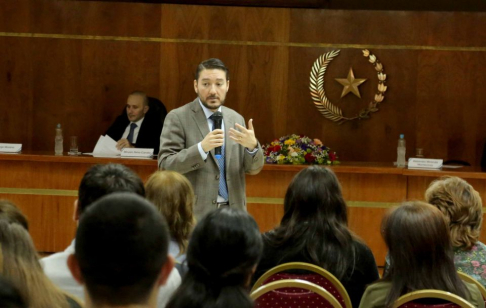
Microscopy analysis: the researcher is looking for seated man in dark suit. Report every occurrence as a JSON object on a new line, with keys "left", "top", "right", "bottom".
{"left": 105, "top": 91, "right": 164, "bottom": 154}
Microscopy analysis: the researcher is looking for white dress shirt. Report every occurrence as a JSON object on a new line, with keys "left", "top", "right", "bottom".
{"left": 121, "top": 117, "right": 145, "bottom": 144}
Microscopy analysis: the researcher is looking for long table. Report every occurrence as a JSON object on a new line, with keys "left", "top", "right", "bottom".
{"left": 1, "top": 152, "right": 486, "bottom": 266}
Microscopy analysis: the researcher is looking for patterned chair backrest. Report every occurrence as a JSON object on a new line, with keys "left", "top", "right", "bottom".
{"left": 262, "top": 272, "right": 346, "bottom": 308}
{"left": 392, "top": 290, "right": 474, "bottom": 308}
{"left": 252, "top": 279, "right": 342, "bottom": 308}
{"left": 251, "top": 262, "right": 351, "bottom": 308}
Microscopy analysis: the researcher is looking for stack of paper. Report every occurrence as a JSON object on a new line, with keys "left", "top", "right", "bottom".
{"left": 92, "top": 135, "right": 121, "bottom": 157}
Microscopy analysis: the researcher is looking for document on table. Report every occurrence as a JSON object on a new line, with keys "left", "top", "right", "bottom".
{"left": 92, "top": 135, "right": 121, "bottom": 156}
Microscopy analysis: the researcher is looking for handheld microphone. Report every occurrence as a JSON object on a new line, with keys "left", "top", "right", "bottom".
{"left": 211, "top": 111, "right": 223, "bottom": 159}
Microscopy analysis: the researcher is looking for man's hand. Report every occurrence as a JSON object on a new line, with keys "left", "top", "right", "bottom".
{"left": 116, "top": 139, "right": 134, "bottom": 151}
{"left": 229, "top": 119, "right": 258, "bottom": 151}
{"left": 201, "top": 129, "right": 224, "bottom": 153}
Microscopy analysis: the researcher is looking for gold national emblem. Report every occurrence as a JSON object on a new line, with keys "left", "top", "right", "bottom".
{"left": 309, "top": 49, "right": 388, "bottom": 124}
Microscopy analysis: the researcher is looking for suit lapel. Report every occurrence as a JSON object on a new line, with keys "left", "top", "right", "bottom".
{"left": 222, "top": 107, "right": 235, "bottom": 171}
{"left": 190, "top": 99, "right": 210, "bottom": 141}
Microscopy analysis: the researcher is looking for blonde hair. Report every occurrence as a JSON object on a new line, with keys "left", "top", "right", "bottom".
{"left": 145, "top": 171, "right": 196, "bottom": 255}
{"left": 425, "top": 176, "right": 483, "bottom": 250}
{"left": 0, "top": 220, "right": 74, "bottom": 308}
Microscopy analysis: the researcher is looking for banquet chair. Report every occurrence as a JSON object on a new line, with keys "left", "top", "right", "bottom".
{"left": 457, "top": 271, "right": 486, "bottom": 299}
{"left": 393, "top": 290, "right": 474, "bottom": 308}
{"left": 251, "top": 262, "right": 351, "bottom": 308}
{"left": 251, "top": 279, "right": 342, "bottom": 308}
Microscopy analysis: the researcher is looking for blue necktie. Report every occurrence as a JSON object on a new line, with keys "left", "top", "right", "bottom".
{"left": 127, "top": 123, "right": 137, "bottom": 144}
{"left": 210, "top": 116, "right": 229, "bottom": 200}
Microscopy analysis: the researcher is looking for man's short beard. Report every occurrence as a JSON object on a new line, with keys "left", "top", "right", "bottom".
{"left": 200, "top": 96, "right": 225, "bottom": 111}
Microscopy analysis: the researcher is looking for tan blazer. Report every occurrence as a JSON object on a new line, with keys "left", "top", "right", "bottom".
{"left": 158, "top": 99, "right": 264, "bottom": 219}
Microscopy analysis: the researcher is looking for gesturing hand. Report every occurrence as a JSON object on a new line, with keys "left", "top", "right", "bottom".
{"left": 201, "top": 129, "right": 224, "bottom": 153}
{"left": 229, "top": 119, "right": 258, "bottom": 151}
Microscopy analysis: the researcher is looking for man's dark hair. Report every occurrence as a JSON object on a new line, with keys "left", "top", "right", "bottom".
{"left": 195, "top": 58, "right": 230, "bottom": 81}
{"left": 77, "top": 164, "right": 145, "bottom": 216}
{"left": 75, "top": 193, "right": 170, "bottom": 306}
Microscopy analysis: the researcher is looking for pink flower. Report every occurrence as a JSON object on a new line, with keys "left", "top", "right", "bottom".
{"left": 472, "top": 261, "right": 480, "bottom": 267}
{"left": 472, "top": 245, "right": 478, "bottom": 251}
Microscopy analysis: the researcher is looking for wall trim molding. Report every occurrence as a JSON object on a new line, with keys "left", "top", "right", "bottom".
{"left": 1, "top": 32, "right": 486, "bottom": 52}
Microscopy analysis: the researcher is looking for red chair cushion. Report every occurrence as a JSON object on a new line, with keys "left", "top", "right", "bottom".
{"left": 256, "top": 272, "right": 346, "bottom": 308}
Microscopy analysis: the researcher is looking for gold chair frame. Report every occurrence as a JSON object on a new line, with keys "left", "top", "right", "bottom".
{"left": 251, "top": 262, "right": 352, "bottom": 308}
{"left": 457, "top": 271, "right": 486, "bottom": 299}
{"left": 393, "top": 289, "right": 475, "bottom": 308}
{"left": 250, "top": 278, "right": 342, "bottom": 308}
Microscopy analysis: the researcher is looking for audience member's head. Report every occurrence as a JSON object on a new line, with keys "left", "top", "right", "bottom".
{"left": 0, "top": 200, "right": 28, "bottom": 230}
{"left": 146, "top": 170, "right": 196, "bottom": 256}
{"left": 77, "top": 163, "right": 145, "bottom": 218}
{"left": 264, "top": 166, "right": 354, "bottom": 280}
{"left": 0, "top": 275, "right": 27, "bottom": 308}
{"left": 166, "top": 208, "right": 262, "bottom": 308}
{"left": 68, "top": 193, "right": 173, "bottom": 308}
{"left": 0, "top": 220, "right": 75, "bottom": 308}
{"left": 381, "top": 201, "right": 468, "bottom": 306}
{"left": 425, "top": 176, "right": 483, "bottom": 250}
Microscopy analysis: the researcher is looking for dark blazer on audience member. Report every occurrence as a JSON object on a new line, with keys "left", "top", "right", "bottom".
{"left": 253, "top": 235, "right": 380, "bottom": 308}
{"left": 105, "top": 113, "right": 163, "bottom": 154}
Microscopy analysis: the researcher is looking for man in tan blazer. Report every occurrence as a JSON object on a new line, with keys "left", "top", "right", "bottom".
{"left": 158, "top": 58, "right": 264, "bottom": 220}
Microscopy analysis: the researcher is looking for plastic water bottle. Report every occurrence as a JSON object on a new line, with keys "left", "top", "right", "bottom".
{"left": 55, "top": 123, "right": 63, "bottom": 155}
{"left": 397, "top": 134, "right": 406, "bottom": 167}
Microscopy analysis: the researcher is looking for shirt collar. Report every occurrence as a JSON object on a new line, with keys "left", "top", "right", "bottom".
{"left": 198, "top": 99, "right": 222, "bottom": 119}
{"left": 131, "top": 116, "right": 145, "bottom": 127}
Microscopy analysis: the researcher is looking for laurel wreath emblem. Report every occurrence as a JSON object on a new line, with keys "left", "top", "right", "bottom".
{"left": 309, "top": 49, "right": 387, "bottom": 124}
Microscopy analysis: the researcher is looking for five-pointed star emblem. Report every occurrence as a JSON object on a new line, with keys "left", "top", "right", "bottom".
{"left": 335, "top": 68, "right": 367, "bottom": 99}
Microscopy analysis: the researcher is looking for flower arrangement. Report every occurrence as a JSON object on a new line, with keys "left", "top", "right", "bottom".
{"left": 263, "top": 134, "right": 338, "bottom": 165}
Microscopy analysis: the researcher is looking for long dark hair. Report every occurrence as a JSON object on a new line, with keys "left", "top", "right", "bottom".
{"left": 166, "top": 208, "right": 262, "bottom": 308}
{"left": 382, "top": 201, "right": 469, "bottom": 307}
{"left": 263, "top": 166, "right": 356, "bottom": 280}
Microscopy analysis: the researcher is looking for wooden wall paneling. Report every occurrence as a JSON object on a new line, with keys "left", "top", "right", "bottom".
{"left": 415, "top": 51, "right": 486, "bottom": 165}
{"left": 30, "top": 0, "right": 162, "bottom": 37}
{"left": 0, "top": 37, "right": 34, "bottom": 148}
{"left": 247, "top": 202, "right": 284, "bottom": 233}
{"left": 337, "top": 173, "right": 407, "bottom": 202}
{"left": 288, "top": 9, "right": 430, "bottom": 46}
{"left": 1, "top": 194, "right": 77, "bottom": 252}
{"left": 347, "top": 207, "right": 387, "bottom": 266}
{"left": 160, "top": 4, "right": 289, "bottom": 42}
{"left": 0, "top": 0, "right": 32, "bottom": 33}
{"left": 425, "top": 12, "right": 486, "bottom": 47}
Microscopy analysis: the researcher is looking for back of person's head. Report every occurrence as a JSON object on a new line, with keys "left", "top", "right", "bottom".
{"left": 0, "top": 220, "right": 71, "bottom": 308}
{"left": 146, "top": 170, "right": 196, "bottom": 256}
{"left": 266, "top": 166, "right": 354, "bottom": 279}
{"left": 71, "top": 193, "right": 172, "bottom": 307}
{"left": 77, "top": 163, "right": 145, "bottom": 216}
{"left": 166, "top": 207, "right": 262, "bottom": 308}
{"left": 0, "top": 275, "right": 27, "bottom": 308}
{"left": 0, "top": 200, "right": 28, "bottom": 230}
{"left": 425, "top": 176, "right": 483, "bottom": 250}
{"left": 382, "top": 201, "right": 468, "bottom": 307}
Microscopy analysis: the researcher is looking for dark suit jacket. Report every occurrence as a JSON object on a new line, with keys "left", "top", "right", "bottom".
{"left": 105, "top": 114, "right": 162, "bottom": 154}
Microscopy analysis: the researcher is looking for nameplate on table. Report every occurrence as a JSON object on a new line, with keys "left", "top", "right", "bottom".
{"left": 121, "top": 148, "right": 153, "bottom": 158}
{"left": 0, "top": 143, "right": 22, "bottom": 153}
{"left": 408, "top": 158, "right": 443, "bottom": 170}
